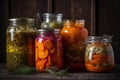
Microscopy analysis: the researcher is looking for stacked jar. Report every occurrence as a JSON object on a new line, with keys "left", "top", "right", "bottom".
{"left": 6, "top": 18, "right": 37, "bottom": 71}
{"left": 61, "top": 20, "right": 88, "bottom": 72}
{"left": 40, "top": 13, "right": 63, "bottom": 30}
{"left": 35, "top": 13, "right": 63, "bottom": 72}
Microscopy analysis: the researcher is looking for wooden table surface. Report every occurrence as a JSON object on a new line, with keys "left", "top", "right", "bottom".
{"left": 0, "top": 63, "right": 120, "bottom": 80}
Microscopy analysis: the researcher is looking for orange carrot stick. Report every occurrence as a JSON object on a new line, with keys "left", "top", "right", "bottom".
{"left": 39, "top": 49, "right": 49, "bottom": 59}
{"left": 46, "top": 55, "right": 51, "bottom": 68}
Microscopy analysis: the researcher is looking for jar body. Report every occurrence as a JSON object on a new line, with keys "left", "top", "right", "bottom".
{"left": 61, "top": 20, "right": 88, "bottom": 72}
{"left": 85, "top": 36, "right": 115, "bottom": 72}
{"left": 6, "top": 18, "right": 37, "bottom": 71}
{"left": 35, "top": 29, "right": 63, "bottom": 72}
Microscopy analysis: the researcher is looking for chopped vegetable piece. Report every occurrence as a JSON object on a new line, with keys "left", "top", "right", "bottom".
{"left": 38, "top": 42, "right": 45, "bottom": 51}
{"left": 46, "top": 55, "right": 51, "bottom": 68}
{"left": 44, "top": 40, "right": 53, "bottom": 49}
{"left": 39, "top": 49, "right": 49, "bottom": 59}
{"left": 39, "top": 59, "right": 47, "bottom": 71}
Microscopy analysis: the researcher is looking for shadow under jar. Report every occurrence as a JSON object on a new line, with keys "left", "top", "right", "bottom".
{"left": 85, "top": 36, "right": 115, "bottom": 72}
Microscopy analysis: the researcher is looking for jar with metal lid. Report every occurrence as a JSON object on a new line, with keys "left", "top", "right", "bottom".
{"left": 6, "top": 18, "right": 37, "bottom": 71}
{"left": 61, "top": 20, "right": 88, "bottom": 72}
{"left": 35, "top": 29, "right": 63, "bottom": 72}
{"left": 40, "top": 13, "right": 63, "bottom": 30}
{"left": 85, "top": 36, "right": 115, "bottom": 72}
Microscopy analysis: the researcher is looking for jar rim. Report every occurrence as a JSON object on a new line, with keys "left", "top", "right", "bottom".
{"left": 37, "top": 29, "right": 60, "bottom": 32}
{"left": 9, "top": 18, "right": 35, "bottom": 22}
{"left": 86, "top": 36, "right": 112, "bottom": 43}
{"left": 9, "top": 18, "right": 35, "bottom": 25}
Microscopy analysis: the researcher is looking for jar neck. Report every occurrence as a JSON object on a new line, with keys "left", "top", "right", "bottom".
{"left": 86, "top": 36, "right": 112, "bottom": 44}
{"left": 75, "top": 20, "right": 85, "bottom": 27}
{"left": 63, "top": 20, "right": 74, "bottom": 27}
{"left": 37, "top": 29, "right": 60, "bottom": 37}
{"left": 9, "top": 18, "right": 35, "bottom": 27}
{"left": 37, "top": 29, "right": 53, "bottom": 37}
{"left": 43, "top": 13, "right": 53, "bottom": 23}
{"left": 56, "top": 14, "right": 63, "bottom": 23}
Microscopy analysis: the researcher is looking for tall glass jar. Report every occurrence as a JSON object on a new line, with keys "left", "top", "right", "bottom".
{"left": 6, "top": 18, "right": 37, "bottom": 71}
{"left": 61, "top": 20, "right": 88, "bottom": 72}
{"left": 35, "top": 29, "right": 63, "bottom": 72}
{"left": 85, "top": 36, "right": 115, "bottom": 72}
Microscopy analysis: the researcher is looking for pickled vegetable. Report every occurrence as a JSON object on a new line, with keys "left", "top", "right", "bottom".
{"left": 6, "top": 32, "right": 36, "bottom": 71}
{"left": 6, "top": 31, "right": 36, "bottom": 71}
{"left": 6, "top": 18, "right": 37, "bottom": 71}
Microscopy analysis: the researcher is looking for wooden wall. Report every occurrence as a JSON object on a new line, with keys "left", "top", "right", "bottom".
{"left": 96, "top": 0, "right": 120, "bottom": 64}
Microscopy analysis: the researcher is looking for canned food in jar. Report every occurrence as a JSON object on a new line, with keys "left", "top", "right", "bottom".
{"left": 6, "top": 18, "right": 37, "bottom": 71}
{"left": 35, "top": 29, "right": 63, "bottom": 72}
{"left": 85, "top": 36, "right": 115, "bottom": 72}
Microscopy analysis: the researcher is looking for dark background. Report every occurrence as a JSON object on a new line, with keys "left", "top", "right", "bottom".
{"left": 0, "top": 0, "right": 120, "bottom": 64}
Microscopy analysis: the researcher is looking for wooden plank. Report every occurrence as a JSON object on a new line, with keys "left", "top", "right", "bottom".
{"left": 0, "top": 64, "right": 120, "bottom": 80}
{"left": 9, "top": 0, "right": 48, "bottom": 18}
{"left": 96, "top": 0, "right": 120, "bottom": 64}
{"left": 0, "top": 0, "right": 9, "bottom": 63}
{"left": 47, "top": 0, "right": 53, "bottom": 13}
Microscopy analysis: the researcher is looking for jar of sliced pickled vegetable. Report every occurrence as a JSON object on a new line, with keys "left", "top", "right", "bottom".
{"left": 35, "top": 29, "right": 63, "bottom": 72}
{"left": 6, "top": 18, "right": 37, "bottom": 71}
{"left": 85, "top": 36, "right": 115, "bottom": 72}
{"left": 61, "top": 20, "right": 88, "bottom": 72}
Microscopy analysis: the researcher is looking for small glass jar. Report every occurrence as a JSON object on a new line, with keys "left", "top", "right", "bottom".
{"left": 56, "top": 13, "right": 63, "bottom": 29}
{"left": 6, "top": 18, "right": 37, "bottom": 71}
{"left": 61, "top": 20, "right": 88, "bottom": 72}
{"left": 35, "top": 29, "right": 63, "bottom": 72}
{"left": 85, "top": 36, "right": 115, "bottom": 72}
{"left": 40, "top": 13, "right": 63, "bottom": 30}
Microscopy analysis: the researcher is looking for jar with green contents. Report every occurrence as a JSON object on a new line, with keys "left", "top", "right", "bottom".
{"left": 6, "top": 18, "right": 37, "bottom": 71}
{"left": 40, "top": 13, "right": 63, "bottom": 30}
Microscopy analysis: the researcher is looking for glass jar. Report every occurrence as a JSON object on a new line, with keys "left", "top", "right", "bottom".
{"left": 56, "top": 13, "right": 63, "bottom": 29}
{"left": 85, "top": 36, "right": 115, "bottom": 72}
{"left": 61, "top": 20, "right": 88, "bottom": 72}
{"left": 6, "top": 18, "right": 37, "bottom": 71}
{"left": 40, "top": 13, "right": 63, "bottom": 30}
{"left": 35, "top": 29, "right": 63, "bottom": 72}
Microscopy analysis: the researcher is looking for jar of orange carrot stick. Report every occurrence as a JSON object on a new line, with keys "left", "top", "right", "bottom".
{"left": 85, "top": 36, "right": 115, "bottom": 72}
{"left": 35, "top": 29, "right": 63, "bottom": 72}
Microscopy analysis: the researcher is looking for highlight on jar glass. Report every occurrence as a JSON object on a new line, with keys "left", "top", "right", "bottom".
{"left": 35, "top": 29, "right": 63, "bottom": 72}
{"left": 61, "top": 19, "right": 88, "bottom": 72}
{"left": 85, "top": 36, "right": 115, "bottom": 72}
{"left": 6, "top": 18, "right": 37, "bottom": 71}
